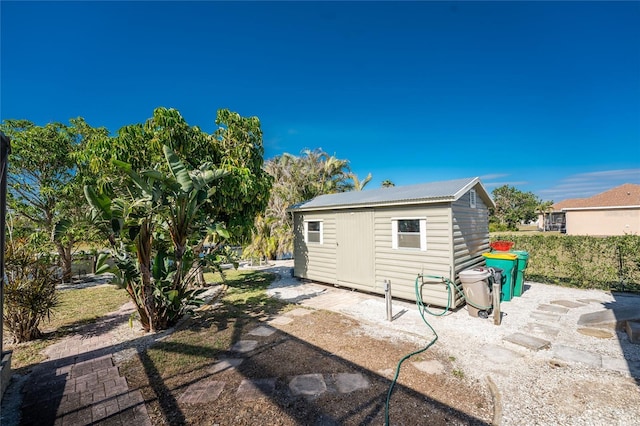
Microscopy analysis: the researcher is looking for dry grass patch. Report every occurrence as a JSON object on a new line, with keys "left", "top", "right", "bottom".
{"left": 4, "top": 283, "right": 129, "bottom": 373}
{"left": 119, "top": 270, "right": 493, "bottom": 425}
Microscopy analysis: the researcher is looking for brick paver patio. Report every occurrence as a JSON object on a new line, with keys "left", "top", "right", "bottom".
{"left": 18, "top": 307, "right": 152, "bottom": 426}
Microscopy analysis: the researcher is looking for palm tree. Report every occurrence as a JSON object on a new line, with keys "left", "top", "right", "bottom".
{"left": 348, "top": 172, "right": 372, "bottom": 191}
{"left": 297, "top": 149, "right": 352, "bottom": 197}
{"left": 536, "top": 200, "right": 554, "bottom": 231}
{"left": 246, "top": 149, "right": 353, "bottom": 259}
{"left": 381, "top": 179, "right": 395, "bottom": 188}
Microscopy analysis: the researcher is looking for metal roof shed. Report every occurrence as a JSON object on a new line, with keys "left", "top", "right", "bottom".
{"left": 288, "top": 177, "right": 495, "bottom": 308}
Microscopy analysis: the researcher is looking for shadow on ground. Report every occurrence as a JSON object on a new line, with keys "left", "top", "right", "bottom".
{"left": 608, "top": 292, "right": 640, "bottom": 387}
{"left": 124, "top": 310, "right": 491, "bottom": 425}
{"left": 5, "top": 269, "right": 492, "bottom": 425}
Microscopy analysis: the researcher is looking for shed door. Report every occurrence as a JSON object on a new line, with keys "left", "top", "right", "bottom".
{"left": 336, "top": 210, "right": 374, "bottom": 288}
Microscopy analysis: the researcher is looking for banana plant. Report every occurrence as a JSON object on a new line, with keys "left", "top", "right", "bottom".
{"left": 85, "top": 145, "right": 227, "bottom": 332}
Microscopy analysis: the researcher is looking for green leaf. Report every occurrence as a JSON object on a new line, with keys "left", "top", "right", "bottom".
{"left": 141, "top": 170, "right": 164, "bottom": 181}
{"left": 166, "top": 289, "right": 179, "bottom": 303}
{"left": 112, "top": 159, "right": 154, "bottom": 196}
{"left": 163, "top": 145, "right": 193, "bottom": 192}
{"left": 84, "top": 186, "right": 112, "bottom": 220}
{"left": 215, "top": 223, "right": 230, "bottom": 239}
{"left": 53, "top": 218, "right": 72, "bottom": 242}
{"left": 112, "top": 159, "right": 132, "bottom": 173}
{"left": 95, "top": 252, "right": 113, "bottom": 275}
{"left": 152, "top": 250, "right": 166, "bottom": 281}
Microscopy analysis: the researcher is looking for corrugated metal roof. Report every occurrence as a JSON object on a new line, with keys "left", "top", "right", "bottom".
{"left": 289, "top": 177, "right": 491, "bottom": 211}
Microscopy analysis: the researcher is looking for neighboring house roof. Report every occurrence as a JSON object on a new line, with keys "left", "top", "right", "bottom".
{"left": 288, "top": 177, "right": 495, "bottom": 212}
{"left": 553, "top": 183, "right": 640, "bottom": 211}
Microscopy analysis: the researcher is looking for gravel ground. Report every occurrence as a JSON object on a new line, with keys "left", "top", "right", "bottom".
{"left": 264, "top": 260, "right": 640, "bottom": 426}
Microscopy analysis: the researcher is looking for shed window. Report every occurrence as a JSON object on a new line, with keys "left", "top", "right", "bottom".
{"left": 392, "top": 218, "right": 426, "bottom": 250}
{"left": 304, "top": 220, "right": 323, "bottom": 244}
{"left": 470, "top": 189, "right": 477, "bottom": 208}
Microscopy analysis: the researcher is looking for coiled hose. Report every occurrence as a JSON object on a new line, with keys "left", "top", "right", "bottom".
{"left": 384, "top": 274, "right": 493, "bottom": 425}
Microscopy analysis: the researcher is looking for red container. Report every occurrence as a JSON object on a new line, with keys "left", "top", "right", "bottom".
{"left": 490, "top": 241, "right": 515, "bottom": 252}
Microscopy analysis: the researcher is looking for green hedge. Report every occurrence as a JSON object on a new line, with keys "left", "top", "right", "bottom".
{"left": 490, "top": 234, "right": 640, "bottom": 292}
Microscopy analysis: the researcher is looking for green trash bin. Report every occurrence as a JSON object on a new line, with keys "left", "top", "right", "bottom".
{"left": 482, "top": 252, "right": 517, "bottom": 302}
{"left": 510, "top": 250, "right": 529, "bottom": 297}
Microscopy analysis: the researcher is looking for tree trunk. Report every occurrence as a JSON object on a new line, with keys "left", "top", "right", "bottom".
{"left": 196, "top": 267, "right": 206, "bottom": 286}
{"left": 191, "top": 244, "right": 206, "bottom": 286}
{"left": 56, "top": 242, "right": 73, "bottom": 282}
{"left": 125, "top": 282, "right": 151, "bottom": 332}
{"left": 188, "top": 260, "right": 206, "bottom": 287}
{"left": 136, "top": 221, "right": 158, "bottom": 333}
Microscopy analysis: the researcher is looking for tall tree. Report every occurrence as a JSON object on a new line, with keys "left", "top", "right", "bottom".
{"left": 86, "top": 145, "right": 227, "bottom": 331}
{"left": 79, "top": 108, "right": 272, "bottom": 285}
{"left": 209, "top": 109, "right": 273, "bottom": 242}
{"left": 82, "top": 108, "right": 271, "bottom": 331}
{"left": 79, "top": 107, "right": 271, "bottom": 240}
{"left": 0, "top": 118, "right": 109, "bottom": 281}
{"left": 490, "top": 185, "right": 542, "bottom": 230}
{"left": 245, "top": 149, "right": 352, "bottom": 260}
{"left": 295, "top": 149, "right": 352, "bottom": 199}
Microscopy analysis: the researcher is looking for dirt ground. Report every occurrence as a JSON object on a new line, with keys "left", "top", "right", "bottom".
{"left": 121, "top": 308, "right": 494, "bottom": 425}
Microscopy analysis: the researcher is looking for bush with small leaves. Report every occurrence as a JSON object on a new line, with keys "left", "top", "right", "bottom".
{"left": 3, "top": 239, "right": 59, "bottom": 343}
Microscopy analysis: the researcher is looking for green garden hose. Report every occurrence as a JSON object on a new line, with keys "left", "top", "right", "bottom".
{"left": 384, "top": 274, "right": 493, "bottom": 425}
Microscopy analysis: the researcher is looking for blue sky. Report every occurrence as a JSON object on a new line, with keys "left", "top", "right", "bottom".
{"left": 1, "top": 1, "right": 639, "bottom": 203}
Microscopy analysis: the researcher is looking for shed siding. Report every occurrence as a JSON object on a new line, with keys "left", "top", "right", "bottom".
{"left": 451, "top": 190, "right": 491, "bottom": 280}
{"left": 293, "top": 211, "right": 338, "bottom": 283}
{"left": 372, "top": 204, "right": 459, "bottom": 306}
{"left": 292, "top": 186, "right": 491, "bottom": 309}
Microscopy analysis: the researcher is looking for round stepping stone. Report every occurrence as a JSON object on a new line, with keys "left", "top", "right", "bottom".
{"left": 249, "top": 325, "right": 276, "bottom": 337}
{"left": 480, "top": 345, "right": 522, "bottom": 364}
{"left": 503, "top": 332, "right": 551, "bottom": 351}
{"left": 552, "top": 345, "right": 602, "bottom": 368}
{"left": 524, "top": 322, "right": 560, "bottom": 339}
{"left": 333, "top": 373, "right": 370, "bottom": 393}
{"left": 537, "top": 304, "right": 569, "bottom": 314}
{"left": 530, "top": 311, "right": 561, "bottom": 322}
{"left": 231, "top": 340, "right": 258, "bottom": 353}
{"left": 178, "top": 379, "right": 225, "bottom": 404}
{"left": 550, "top": 300, "right": 586, "bottom": 308}
{"left": 208, "top": 358, "right": 244, "bottom": 374}
{"left": 577, "top": 328, "right": 614, "bottom": 339}
{"left": 289, "top": 374, "right": 327, "bottom": 396}
{"left": 268, "top": 316, "right": 294, "bottom": 325}
{"left": 236, "top": 378, "right": 277, "bottom": 400}
{"left": 412, "top": 360, "right": 445, "bottom": 375}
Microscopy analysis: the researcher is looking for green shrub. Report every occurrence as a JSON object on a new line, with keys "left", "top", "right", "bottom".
{"left": 490, "top": 234, "right": 640, "bottom": 292}
{"left": 3, "top": 239, "right": 60, "bottom": 343}
{"left": 489, "top": 222, "right": 512, "bottom": 233}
